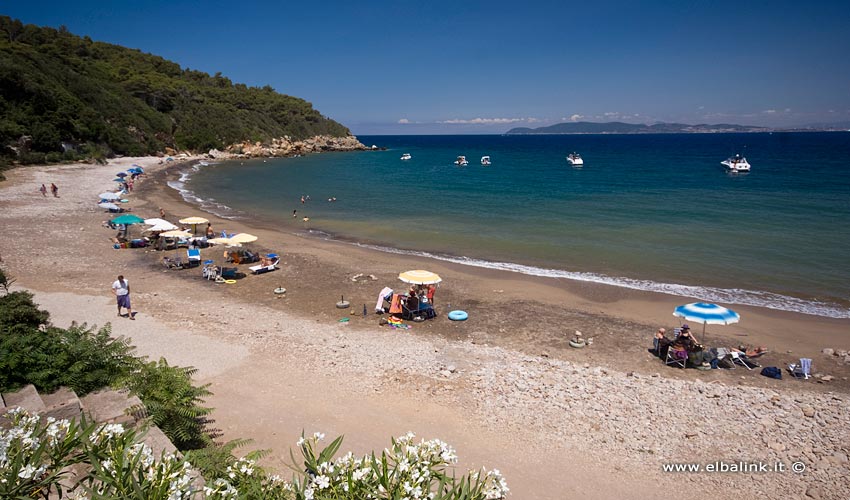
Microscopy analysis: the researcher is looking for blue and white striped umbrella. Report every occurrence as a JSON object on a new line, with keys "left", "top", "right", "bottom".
{"left": 673, "top": 302, "right": 740, "bottom": 336}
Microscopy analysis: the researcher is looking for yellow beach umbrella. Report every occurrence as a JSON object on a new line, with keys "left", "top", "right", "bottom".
{"left": 398, "top": 270, "right": 442, "bottom": 285}
{"left": 178, "top": 216, "right": 209, "bottom": 225}
{"left": 159, "top": 230, "right": 191, "bottom": 238}
{"left": 230, "top": 233, "right": 258, "bottom": 244}
{"left": 157, "top": 230, "right": 191, "bottom": 259}
{"left": 178, "top": 216, "right": 209, "bottom": 235}
{"left": 207, "top": 237, "right": 241, "bottom": 247}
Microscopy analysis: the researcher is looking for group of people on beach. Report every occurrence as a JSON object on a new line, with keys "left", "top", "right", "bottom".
{"left": 654, "top": 324, "right": 766, "bottom": 370}
{"left": 38, "top": 183, "right": 59, "bottom": 197}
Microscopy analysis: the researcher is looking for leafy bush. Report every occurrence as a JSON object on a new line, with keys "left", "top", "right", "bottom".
{"left": 118, "top": 359, "right": 215, "bottom": 450}
{"left": 0, "top": 287, "right": 213, "bottom": 450}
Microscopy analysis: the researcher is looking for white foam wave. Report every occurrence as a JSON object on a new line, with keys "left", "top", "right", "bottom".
{"left": 347, "top": 242, "right": 850, "bottom": 319}
{"left": 166, "top": 165, "right": 244, "bottom": 220}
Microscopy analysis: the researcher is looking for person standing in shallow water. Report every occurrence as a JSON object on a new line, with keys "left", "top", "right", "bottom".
{"left": 50, "top": 183, "right": 59, "bottom": 197}
{"left": 111, "top": 275, "right": 134, "bottom": 319}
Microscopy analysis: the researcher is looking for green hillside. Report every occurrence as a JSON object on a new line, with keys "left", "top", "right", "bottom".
{"left": 0, "top": 16, "right": 350, "bottom": 167}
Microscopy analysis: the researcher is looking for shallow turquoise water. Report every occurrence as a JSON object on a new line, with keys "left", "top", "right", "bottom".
{"left": 176, "top": 133, "right": 850, "bottom": 318}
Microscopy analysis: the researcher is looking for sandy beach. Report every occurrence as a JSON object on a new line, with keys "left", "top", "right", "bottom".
{"left": 1, "top": 157, "right": 849, "bottom": 499}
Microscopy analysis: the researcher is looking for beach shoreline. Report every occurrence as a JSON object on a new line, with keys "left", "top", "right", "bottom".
{"left": 1, "top": 157, "right": 849, "bottom": 499}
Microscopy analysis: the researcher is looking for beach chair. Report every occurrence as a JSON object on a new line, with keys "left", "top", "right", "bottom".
{"left": 162, "top": 256, "right": 183, "bottom": 269}
{"left": 789, "top": 358, "right": 812, "bottom": 379}
{"left": 730, "top": 352, "right": 760, "bottom": 370}
{"left": 249, "top": 254, "right": 279, "bottom": 275}
{"left": 186, "top": 248, "right": 201, "bottom": 268}
{"left": 375, "top": 287, "right": 393, "bottom": 313}
{"left": 665, "top": 346, "right": 687, "bottom": 369}
{"left": 202, "top": 261, "right": 218, "bottom": 280}
{"left": 715, "top": 348, "right": 735, "bottom": 369}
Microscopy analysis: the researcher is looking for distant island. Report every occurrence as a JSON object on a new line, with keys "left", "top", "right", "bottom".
{"left": 505, "top": 121, "right": 850, "bottom": 135}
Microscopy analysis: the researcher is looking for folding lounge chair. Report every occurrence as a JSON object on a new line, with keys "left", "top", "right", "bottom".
{"left": 186, "top": 248, "right": 201, "bottom": 268}
{"left": 375, "top": 287, "right": 393, "bottom": 313}
{"left": 249, "top": 254, "right": 279, "bottom": 275}
{"left": 730, "top": 352, "right": 760, "bottom": 370}
{"left": 789, "top": 358, "right": 812, "bottom": 379}
{"left": 665, "top": 346, "right": 687, "bottom": 369}
{"left": 202, "top": 260, "right": 218, "bottom": 280}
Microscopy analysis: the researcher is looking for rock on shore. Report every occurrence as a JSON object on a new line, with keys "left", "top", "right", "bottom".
{"left": 219, "top": 134, "right": 367, "bottom": 158}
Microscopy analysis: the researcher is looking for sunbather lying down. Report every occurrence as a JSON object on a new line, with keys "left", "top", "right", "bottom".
{"left": 735, "top": 346, "right": 768, "bottom": 358}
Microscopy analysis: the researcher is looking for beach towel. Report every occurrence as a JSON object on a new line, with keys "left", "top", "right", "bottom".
{"left": 387, "top": 316, "right": 410, "bottom": 329}
{"left": 375, "top": 287, "right": 393, "bottom": 313}
{"left": 389, "top": 294, "right": 403, "bottom": 315}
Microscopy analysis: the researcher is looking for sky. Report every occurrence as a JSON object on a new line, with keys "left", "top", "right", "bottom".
{"left": 4, "top": 0, "right": 850, "bottom": 134}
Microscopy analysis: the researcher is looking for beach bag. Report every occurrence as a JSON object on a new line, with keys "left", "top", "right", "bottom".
{"left": 760, "top": 366, "right": 782, "bottom": 380}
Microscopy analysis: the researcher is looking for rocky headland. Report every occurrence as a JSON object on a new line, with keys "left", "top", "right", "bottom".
{"left": 204, "top": 134, "right": 367, "bottom": 160}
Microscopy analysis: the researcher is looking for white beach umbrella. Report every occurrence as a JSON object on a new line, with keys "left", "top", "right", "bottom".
{"left": 99, "top": 192, "right": 120, "bottom": 200}
{"left": 146, "top": 221, "right": 179, "bottom": 232}
{"left": 98, "top": 202, "right": 120, "bottom": 210}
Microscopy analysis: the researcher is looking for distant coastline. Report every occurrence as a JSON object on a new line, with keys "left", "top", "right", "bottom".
{"left": 505, "top": 120, "right": 850, "bottom": 135}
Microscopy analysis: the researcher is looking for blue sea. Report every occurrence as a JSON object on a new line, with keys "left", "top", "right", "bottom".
{"left": 171, "top": 133, "right": 850, "bottom": 319}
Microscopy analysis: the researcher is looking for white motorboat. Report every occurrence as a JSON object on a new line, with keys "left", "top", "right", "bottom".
{"left": 454, "top": 155, "right": 469, "bottom": 166}
{"left": 400, "top": 153, "right": 412, "bottom": 160}
{"left": 566, "top": 153, "right": 584, "bottom": 166}
{"left": 480, "top": 155, "right": 491, "bottom": 166}
{"left": 721, "top": 154, "right": 751, "bottom": 172}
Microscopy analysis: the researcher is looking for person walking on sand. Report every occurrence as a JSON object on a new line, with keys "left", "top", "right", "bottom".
{"left": 39, "top": 184, "right": 47, "bottom": 197}
{"left": 50, "top": 183, "right": 59, "bottom": 197}
{"left": 111, "top": 275, "right": 134, "bottom": 319}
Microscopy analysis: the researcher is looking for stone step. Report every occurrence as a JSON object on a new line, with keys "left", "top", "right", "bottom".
{"left": 41, "top": 387, "right": 82, "bottom": 421}
{"left": 2, "top": 384, "right": 46, "bottom": 413}
{"left": 79, "top": 388, "right": 145, "bottom": 427}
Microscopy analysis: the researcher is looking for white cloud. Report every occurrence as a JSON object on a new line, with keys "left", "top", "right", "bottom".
{"left": 569, "top": 114, "right": 583, "bottom": 122}
{"left": 397, "top": 118, "right": 410, "bottom": 124}
{"left": 438, "top": 117, "right": 529, "bottom": 124}
{"left": 763, "top": 109, "right": 777, "bottom": 114}
{"left": 604, "top": 112, "right": 618, "bottom": 117}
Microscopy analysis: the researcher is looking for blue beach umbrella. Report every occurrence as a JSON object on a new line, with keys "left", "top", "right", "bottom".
{"left": 673, "top": 302, "right": 740, "bottom": 338}
{"left": 116, "top": 172, "right": 128, "bottom": 177}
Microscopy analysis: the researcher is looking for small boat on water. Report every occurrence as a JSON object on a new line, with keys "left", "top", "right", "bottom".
{"left": 721, "top": 154, "right": 751, "bottom": 172}
{"left": 566, "top": 153, "right": 583, "bottom": 166}
{"left": 198, "top": 161, "right": 210, "bottom": 167}
{"left": 454, "top": 155, "right": 469, "bottom": 166}
{"left": 400, "top": 153, "right": 412, "bottom": 161}
{"left": 480, "top": 155, "right": 491, "bottom": 166}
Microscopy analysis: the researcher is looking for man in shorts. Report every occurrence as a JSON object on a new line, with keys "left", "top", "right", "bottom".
{"left": 111, "top": 275, "right": 134, "bottom": 319}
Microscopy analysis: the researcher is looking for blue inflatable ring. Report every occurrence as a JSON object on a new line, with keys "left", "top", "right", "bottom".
{"left": 448, "top": 310, "right": 468, "bottom": 321}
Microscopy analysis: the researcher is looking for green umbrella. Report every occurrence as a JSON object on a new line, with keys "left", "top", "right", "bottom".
{"left": 111, "top": 214, "right": 145, "bottom": 240}
{"left": 111, "top": 214, "right": 145, "bottom": 225}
